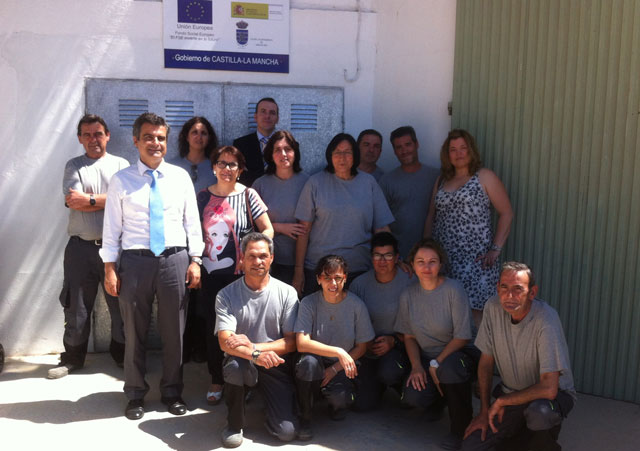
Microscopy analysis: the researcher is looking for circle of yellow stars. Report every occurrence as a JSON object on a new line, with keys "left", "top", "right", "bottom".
{"left": 186, "top": 1, "right": 205, "bottom": 21}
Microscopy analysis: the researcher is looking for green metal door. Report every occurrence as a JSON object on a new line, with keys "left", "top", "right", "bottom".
{"left": 452, "top": 0, "right": 640, "bottom": 402}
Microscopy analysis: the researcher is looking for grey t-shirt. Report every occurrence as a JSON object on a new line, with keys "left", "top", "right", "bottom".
{"left": 475, "top": 296, "right": 576, "bottom": 397}
{"left": 394, "top": 277, "right": 472, "bottom": 359}
{"left": 253, "top": 172, "right": 309, "bottom": 266}
{"left": 379, "top": 164, "right": 439, "bottom": 259}
{"left": 294, "top": 291, "right": 375, "bottom": 360}
{"left": 169, "top": 156, "right": 217, "bottom": 194}
{"left": 349, "top": 269, "right": 413, "bottom": 335}
{"left": 215, "top": 276, "right": 299, "bottom": 344}
{"left": 295, "top": 171, "right": 395, "bottom": 273}
{"left": 63, "top": 153, "right": 129, "bottom": 240}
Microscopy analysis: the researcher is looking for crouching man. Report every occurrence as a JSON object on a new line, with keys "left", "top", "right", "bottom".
{"left": 215, "top": 232, "right": 299, "bottom": 448}
{"left": 463, "top": 262, "right": 576, "bottom": 451}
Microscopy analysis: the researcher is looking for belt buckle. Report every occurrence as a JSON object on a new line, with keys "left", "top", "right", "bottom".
{"left": 94, "top": 240, "right": 102, "bottom": 246}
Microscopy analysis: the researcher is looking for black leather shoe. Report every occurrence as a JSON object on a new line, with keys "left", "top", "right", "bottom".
{"left": 125, "top": 399, "right": 144, "bottom": 420}
{"left": 162, "top": 397, "right": 187, "bottom": 416}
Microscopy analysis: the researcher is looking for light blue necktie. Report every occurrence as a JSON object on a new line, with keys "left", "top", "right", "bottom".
{"left": 147, "top": 169, "right": 165, "bottom": 256}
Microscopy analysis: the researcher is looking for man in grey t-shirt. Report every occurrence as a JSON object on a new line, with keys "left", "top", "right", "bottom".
{"left": 463, "top": 262, "right": 576, "bottom": 451}
{"left": 48, "top": 115, "right": 129, "bottom": 379}
{"left": 215, "top": 232, "right": 299, "bottom": 447}
{"left": 380, "top": 126, "right": 439, "bottom": 259}
{"left": 349, "top": 232, "right": 412, "bottom": 410}
{"left": 356, "top": 129, "right": 385, "bottom": 181}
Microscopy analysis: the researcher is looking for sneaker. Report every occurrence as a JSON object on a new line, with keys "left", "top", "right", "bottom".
{"left": 221, "top": 427, "right": 243, "bottom": 448}
{"left": 297, "top": 419, "right": 313, "bottom": 441}
{"left": 47, "top": 363, "right": 80, "bottom": 379}
{"left": 440, "top": 433, "right": 462, "bottom": 450}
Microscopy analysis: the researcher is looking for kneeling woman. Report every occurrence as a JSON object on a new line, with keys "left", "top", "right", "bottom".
{"left": 394, "top": 239, "right": 476, "bottom": 450}
{"left": 294, "top": 255, "right": 375, "bottom": 438}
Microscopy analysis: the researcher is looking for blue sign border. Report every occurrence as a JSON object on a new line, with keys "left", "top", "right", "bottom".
{"left": 165, "top": 49, "right": 289, "bottom": 73}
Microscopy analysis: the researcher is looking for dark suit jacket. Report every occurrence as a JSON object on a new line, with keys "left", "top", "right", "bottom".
{"left": 233, "top": 132, "right": 264, "bottom": 187}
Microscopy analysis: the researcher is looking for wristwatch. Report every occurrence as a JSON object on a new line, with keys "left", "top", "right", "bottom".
{"left": 89, "top": 194, "right": 96, "bottom": 206}
{"left": 430, "top": 359, "right": 440, "bottom": 369}
{"left": 251, "top": 349, "right": 262, "bottom": 363}
{"left": 191, "top": 256, "right": 203, "bottom": 265}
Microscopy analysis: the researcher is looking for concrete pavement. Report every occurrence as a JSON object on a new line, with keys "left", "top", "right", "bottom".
{"left": 1, "top": 352, "right": 639, "bottom": 450}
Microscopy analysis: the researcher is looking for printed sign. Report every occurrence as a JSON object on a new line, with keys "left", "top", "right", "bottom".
{"left": 164, "top": 0, "right": 289, "bottom": 73}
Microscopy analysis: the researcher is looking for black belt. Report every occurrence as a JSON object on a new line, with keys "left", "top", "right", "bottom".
{"left": 123, "top": 247, "right": 186, "bottom": 257}
{"left": 72, "top": 236, "right": 102, "bottom": 246}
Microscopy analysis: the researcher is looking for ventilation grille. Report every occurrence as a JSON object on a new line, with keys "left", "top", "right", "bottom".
{"left": 165, "top": 100, "right": 195, "bottom": 127}
{"left": 291, "top": 104, "right": 318, "bottom": 131}
{"left": 247, "top": 103, "right": 257, "bottom": 131}
{"left": 118, "top": 99, "right": 149, "bottom": 127}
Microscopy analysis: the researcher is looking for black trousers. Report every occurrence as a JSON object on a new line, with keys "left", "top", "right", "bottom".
{"left": 118, "top": 250, "right": 189, "bottom": 400}
{"left": 201, "top": 272, "right": 240, "bottom": 385}
{"left": 295, "top": 353, "right": 357, "bottom": 419}
{"left": 353, "top": 345, "right": 408, "bottom": 411}
{"left": 223, "top": 355, "right": 298, "bottom": 441}
{"left": 462, "top": 385, "right": 575, "bottom": 451}
{"left": 59, "top": 236, "right": 124, "bottom": 366}
{"left": 402, "top": 350, "right": 477, "bottom": 437}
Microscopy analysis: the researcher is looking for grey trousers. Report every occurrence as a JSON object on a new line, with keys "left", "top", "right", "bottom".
{"left": 59, "top": 236, "right": 124, "bottom": 366}
{"left": 118, "top": 249, "right": 189, "bottom": 400}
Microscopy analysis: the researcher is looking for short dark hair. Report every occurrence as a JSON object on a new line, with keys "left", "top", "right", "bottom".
{"left": 241, "top": 232, "right": 274, "bottom": 255}
{"left": 314, "top": 254, "right": 348, "bottom": 279}
{"left": 390, "top": 126, "right": 417, "bottom": 145}
{"left": 371, "top": 232, "right": 399, "bottom": 255}
{"left": 178, "top": 117, "right": 219, "bottom": 159}
{"left": 324, "top": 133, "right": 360, "bottom": 176}
{"left": 210, "top": 145, "right": 247, "bottom": 172}
{"left": 255, "top": 97, "right": 279, "bottom": 115}
{"left": 440, "top": 129, "right": 482, "bottom": 181}
{"left": 408, "top": 238, "right": 448, "bottom": 275}
{"left": 77, "top": 114, "right": 109, "bottom": 136}
{"left": 357, "top": 129, "right": 383, "bottom": 147}
{"left": 132, "top": 113, "right": 169, "bottom": 139}
{"left": 501, "top": 261, "right": 536, "bottom": 288}
{"left": 263, "top": 130, "right": 302, "bottom": 174}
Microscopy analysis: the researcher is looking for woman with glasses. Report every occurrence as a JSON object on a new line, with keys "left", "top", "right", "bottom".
{"left": 293, "top": 133, "right": 394, "bottom": 297}
{"left": 252, "top": 131, "right": 309, "bottom": 284}
{"left": 171, "top": 117, "right": 219, "bottom": 364}
{"left": 294, "top": 255, "right": 375, "bottom": 439}
{"left": 394, "top": 238, "right": 477, "bottom": 450}
{"left": 197, "top": 145, "right": 274, "bottom": 406}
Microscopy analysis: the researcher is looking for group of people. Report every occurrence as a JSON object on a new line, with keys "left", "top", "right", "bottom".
{"left": 50, "top": 96, "right": 576, "bottom": 451}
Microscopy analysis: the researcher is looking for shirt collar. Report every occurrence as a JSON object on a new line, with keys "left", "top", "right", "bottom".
{"left": 136, "top": 159, "right": 166, "bottom": 176}
{"left": 256, "top": 130, "right": 274, "bottom": 142}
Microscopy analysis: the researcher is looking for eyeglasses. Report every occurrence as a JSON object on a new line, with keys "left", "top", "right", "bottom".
{"left": 372, "top": 252, "right": 396, "bottom": 262}
{"left": 332, "top": 151, "right": 353, "bottom": 158}
{"left": 215, "top": 161, "right": 239, "bottom": 170}
{"left": 190, "top": 164, "right": 198, "bottom": 182}
{"left": 321, "top": 274, "right": 345, "bottom": 284}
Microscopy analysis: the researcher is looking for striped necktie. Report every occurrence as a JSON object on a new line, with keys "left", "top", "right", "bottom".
{"left": 147, "top": 169, "right": 165, "bottom": 256}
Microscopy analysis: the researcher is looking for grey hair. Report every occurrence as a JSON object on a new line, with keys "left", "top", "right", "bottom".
{"left": 241, "top": 232, "right": 274, "bottom": 255}
{"left": 501, "top": 261, "right": 536, "bottom": 288}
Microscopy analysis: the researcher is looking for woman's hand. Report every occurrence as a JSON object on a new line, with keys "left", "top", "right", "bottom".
{"left": 274, "top": 222, "right": 308, "bottom": 240}
{"left": 406, "top": 364, "right": 427, "bottom": 391}
{"left": 336, "top": 349, "right": 357, "bottom": 379}
{"left": 428, "top": 365, "right": 443, "bottom": 396}
{"left": 476, "top": 249, "right": 501, "bottom": 268}
{"left": 292, "top": 269, "right": 304, "bottom": 297}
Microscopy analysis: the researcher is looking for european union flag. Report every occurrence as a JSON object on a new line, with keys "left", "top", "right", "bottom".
{"left": 178, "top": 0, "right": 213, "bottom": 25}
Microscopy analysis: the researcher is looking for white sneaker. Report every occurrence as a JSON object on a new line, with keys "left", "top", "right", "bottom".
{"left": 221, "top": 427, "right": 243, "bottom": 448}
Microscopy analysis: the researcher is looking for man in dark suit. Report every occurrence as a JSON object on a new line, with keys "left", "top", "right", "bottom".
{"left": 233, "top": 97, "right": 279, "bottom": 186}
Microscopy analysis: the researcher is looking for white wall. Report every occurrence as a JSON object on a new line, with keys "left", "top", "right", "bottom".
{"left": 0, "top": 0, "right": 455, "bottom": 355}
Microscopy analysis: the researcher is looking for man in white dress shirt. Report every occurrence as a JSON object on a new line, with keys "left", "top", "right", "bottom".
{"left": 101, "top": 113, "right": 204, "bottom": 420}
